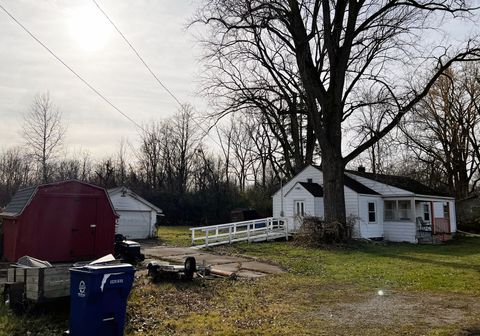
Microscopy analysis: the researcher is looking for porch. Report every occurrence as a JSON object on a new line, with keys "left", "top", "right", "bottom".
{"left": 384, "top": 198, "right": 454, "bottom": 243}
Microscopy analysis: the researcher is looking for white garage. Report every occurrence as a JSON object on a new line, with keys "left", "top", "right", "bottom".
{"left": 108, "top": 187, "right": 162, "bottom": 239}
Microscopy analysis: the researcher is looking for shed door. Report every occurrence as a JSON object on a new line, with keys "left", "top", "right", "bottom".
{"left": 71, "top": 198, "right": 97, "bottom": 259}
{"left": 116, "top": 211, "right": 151, "bottom": 239}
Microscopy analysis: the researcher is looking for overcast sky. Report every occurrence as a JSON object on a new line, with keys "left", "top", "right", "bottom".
{"left": 1, "top": 1, "right": 479, "bottom": 162}
{"left": 0, "top": 0, "right": 204, "bottom": 159}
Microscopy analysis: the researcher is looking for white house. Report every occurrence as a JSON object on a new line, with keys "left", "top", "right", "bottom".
{"left": 108, "top": 187, "right": 162, "bottom": 239}
{"left": 273, "top": 165, "right": 456, "bottom": 243}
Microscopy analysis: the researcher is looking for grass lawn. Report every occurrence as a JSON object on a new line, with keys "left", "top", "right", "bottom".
{"left": 1, "top": 226, "right": 480, "bottom": 335}
{"left": 156, "top": 225, "right": 193, "bottom": 247}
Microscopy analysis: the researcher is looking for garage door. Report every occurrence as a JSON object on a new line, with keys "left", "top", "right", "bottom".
{"left": 116, "top": 211, "right": 151, "bottom": 239}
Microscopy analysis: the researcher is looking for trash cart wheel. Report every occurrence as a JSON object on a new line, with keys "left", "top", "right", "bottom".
{"left": 3, "top": 282, "right": 27, "bottom": 314}
{"left": 184, "top": 257, "right": 196, "bottom": 281}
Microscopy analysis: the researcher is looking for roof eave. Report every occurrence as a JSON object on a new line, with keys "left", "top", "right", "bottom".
{"left": 0, "top": 212, "right": 19, "bottom": 219}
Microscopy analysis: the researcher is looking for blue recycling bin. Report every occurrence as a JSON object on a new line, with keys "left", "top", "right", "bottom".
{"left": 69, "top": 263, "right": 135, "bottom": 336}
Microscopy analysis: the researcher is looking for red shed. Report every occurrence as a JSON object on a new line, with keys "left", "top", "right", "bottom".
{"left": 0, "top": 180, "right": 118, "bottom": 262}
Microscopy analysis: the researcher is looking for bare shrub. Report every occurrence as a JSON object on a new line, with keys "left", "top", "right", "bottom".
{"left": 294, "top": 216, "right": 357, "bottom": 247}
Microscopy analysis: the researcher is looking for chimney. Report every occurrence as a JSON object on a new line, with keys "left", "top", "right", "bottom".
{"left": 358, "top": 165, "right": 366, "bottom": 173}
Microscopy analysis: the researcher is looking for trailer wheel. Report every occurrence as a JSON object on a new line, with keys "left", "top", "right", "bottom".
{"left": 184, "top": 257, "right": 196, "bottom": 281}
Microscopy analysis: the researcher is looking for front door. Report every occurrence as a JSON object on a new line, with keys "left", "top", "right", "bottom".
{"left": 422, "top": 202, "right": 431, "bottom": 224}
{"left": 293, "top": 200, "right": 305, "bottom": 230}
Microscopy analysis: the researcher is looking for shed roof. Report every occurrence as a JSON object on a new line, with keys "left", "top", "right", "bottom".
{"left": 0, "top": 180, "right": 117, "bottom": 219}
{"left": 347, "top": 170, "right": 450, "bottom": 197}
{"left": 298, "top": 182, "right": 323, "bottom": 197}
{"left": 0, "top": 186, "right": 37, "bottom": 218}
{"left": 108, "top": 187, "right": 162, "bottom": 213}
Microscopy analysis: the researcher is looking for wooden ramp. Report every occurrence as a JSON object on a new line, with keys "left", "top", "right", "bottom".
{"left": 190, "top": 217, "right": 288, "bottom": 249}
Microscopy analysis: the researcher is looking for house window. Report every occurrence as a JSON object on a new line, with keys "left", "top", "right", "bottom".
{"left": 423, "top": 203, "right": 430, "bottom": 221}
{"left": 384, "top": 201, "right": 396, "bottom": 220}
{"left": 398, "top": 201, "right": 411, "bottom": 220}
{"left": 294, "top": 200, "right": 305, "bottom": 216}
{"left": 307, "top": 178, "right": 313, "bottom": 183}
{"left": 384, "top": 200, "right": 412, "bottom": 221}
{"left": 444, "top": 202, "right": 451, "bottom": 217}
{"left": 368, "top": 202, "right": 376, "bottom": 223}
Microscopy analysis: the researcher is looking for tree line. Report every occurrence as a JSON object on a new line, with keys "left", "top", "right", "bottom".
{"left": 1, "top": 60, "right": 479, "bottom": 228}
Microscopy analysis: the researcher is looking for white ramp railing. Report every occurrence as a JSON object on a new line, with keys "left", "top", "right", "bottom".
{"left": 190, "top": 217, "right": 288, "bottom": 248}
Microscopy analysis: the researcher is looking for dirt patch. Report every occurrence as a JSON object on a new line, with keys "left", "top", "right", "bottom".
{"left": 303, "top": 290, "right": 480, "bottom": 334}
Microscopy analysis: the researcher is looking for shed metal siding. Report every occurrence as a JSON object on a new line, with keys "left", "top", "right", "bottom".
{"left": 1, "top": 181, "right": 116, "bottom": 262}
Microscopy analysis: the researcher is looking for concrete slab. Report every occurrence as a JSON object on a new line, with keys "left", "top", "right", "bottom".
{"left": 236, "top": 270, "right": 268, "bottom": 278}
{"left": 211, "top": 262, "right": 241, "bottom": 273}
{"left": 142, "top": 247, "right": 201, "bottom": 258}
{"left": 241, "top": 261, "right": 284, "bottom": 274}
{"left": 140, "top": 243, "right": 285, "bottom": 279}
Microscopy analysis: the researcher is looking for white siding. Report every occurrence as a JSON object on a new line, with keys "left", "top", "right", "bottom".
{"left": 357, "top": 196, "right": 384, "bottom": 238}
{"left": 284, "top": 187, "right": 315, "bottom": 217}
{"left": 283, "top": 186, "right": 315, "bottom": 231}
{"left": 345, "top": 188, "right": 359, "bottom": 217}
{"left": 346, "top": 173, "right": 412, "bottom": 196}
{"left": 110, "top": 193, "right": 153, "bottom": 212}
{"left": 314, "top": 197, "right": 324, "bottom": 218}
{"left": 272, "top": 193, "right": 282, "bottom": 217}
{"left": 272, "top": 166, "right": 323, "bottom": 199}
{"left": 110, "top": 193, "right": 157, "bottom": 239}
{"left": 384, "top": 221, "right": 416, "bottom": 243}
{"left": 116, "top": 210, "right": 154, "bottom": 239}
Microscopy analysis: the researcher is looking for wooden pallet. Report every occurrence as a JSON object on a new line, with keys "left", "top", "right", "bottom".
{"left": 6, "top": 265, "right": 71, "bottom": 302}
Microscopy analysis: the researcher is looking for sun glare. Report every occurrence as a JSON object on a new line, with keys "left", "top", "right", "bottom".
{"left": 69, "top": 7, "right": 111, "bottom": 52}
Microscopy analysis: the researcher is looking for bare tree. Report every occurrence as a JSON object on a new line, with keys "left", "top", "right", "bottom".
{"left": 195, "top": 1, "right": 480, "bottom": 234}
{"left": 400, "top": 64, "right": 480, "bottom": 198}
{"left": 22, "top": 93, "right": 66, "bottom": 183}
{"left": 171, "top": 104, "right": 201, "bottom": 193}
{"left": 0, "top": 147, "right": 32, "bottom": 206}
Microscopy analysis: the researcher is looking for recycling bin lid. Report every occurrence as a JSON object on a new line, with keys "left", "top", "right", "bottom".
{"left": 70, "top": 263, "right": 134, "bottom": 273}
{"left": 83, "top": 263, "right": 134, "bottom": 270}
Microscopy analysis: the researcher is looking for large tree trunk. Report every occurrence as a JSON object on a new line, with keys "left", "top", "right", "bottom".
{"left": 322, "top": 148, "right": 346, "bottom": 224}
{"left": 318, "top": 101, "right": 347, "bottom": 229}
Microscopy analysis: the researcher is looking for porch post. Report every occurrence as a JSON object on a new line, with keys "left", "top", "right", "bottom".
{"left": 411, "top": 198, "right": 415, "bottom": 222}
{"left": 430, "top": 201, "right": 435, "bottom": 234}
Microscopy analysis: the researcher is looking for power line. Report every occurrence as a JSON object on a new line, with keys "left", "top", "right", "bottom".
{"left": 92, "top": 0, "right": 224, "bottom": 148}
{"left": 0, "top": 2, "right": 146, "bottom": 133}
{"left": 92, "top": 0, "right": 183, "bottom": 108}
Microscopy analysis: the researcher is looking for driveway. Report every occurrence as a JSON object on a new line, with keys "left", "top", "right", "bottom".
{"left": 141, "top": 245, "right": 284, "bottom": 278}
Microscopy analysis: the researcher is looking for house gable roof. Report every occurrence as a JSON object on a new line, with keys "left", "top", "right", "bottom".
{"left": 108, "top": 187, "right": 162, "bottom": 213}
{"left": 347, "top": 170, "right": 450, "bottom": 197}
{"left": 298, "top": 182, "right": 323, "bottom": 197}
{"left": 343, "top": 174, "right": 380, "bottom": 195}
{"left": 312, "top": 165, "right": 379, "bottom": 195}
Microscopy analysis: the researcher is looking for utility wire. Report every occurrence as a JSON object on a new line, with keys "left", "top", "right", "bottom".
{"left": 92, "top": 0, "right": 183, "bottom": 108}
{"left": 92, "top": 0, "right": 224, "bottom": 148}
{"left": 0, "top": 2, "right": 146, "bottom": 133}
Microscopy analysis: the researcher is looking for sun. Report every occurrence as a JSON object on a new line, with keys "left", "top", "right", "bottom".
{"left": 69, "top": 7, "right": 111, "bottom": 52}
